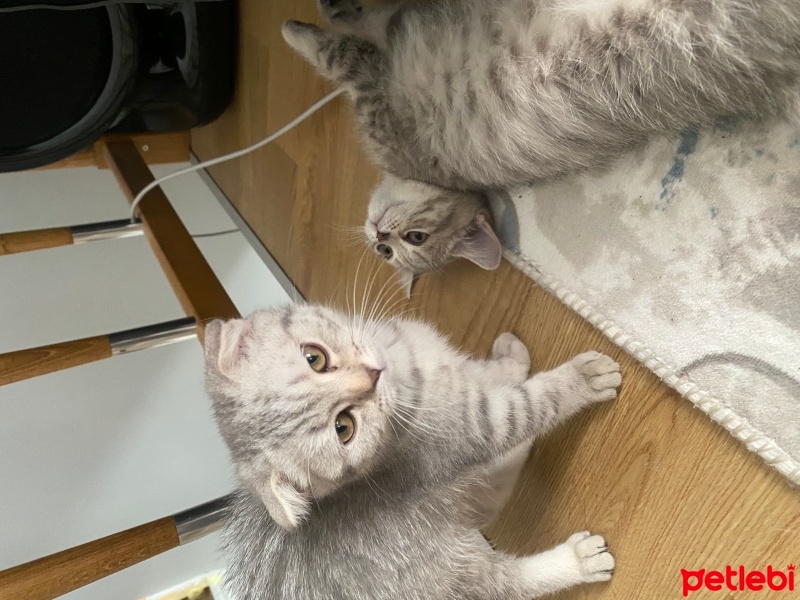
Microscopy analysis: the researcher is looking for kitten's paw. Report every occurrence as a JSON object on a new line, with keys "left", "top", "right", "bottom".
{"left": 318, "top": 0, "right": 364, "bottom": 24}
{"left": 491, "top": 332, "right": 531, "bottom": 382}
{"left": 570, "top": 351, "right": 621, "bottom": 403}
{"left": 567, "top": 531, "right": 615, "bottom": 583}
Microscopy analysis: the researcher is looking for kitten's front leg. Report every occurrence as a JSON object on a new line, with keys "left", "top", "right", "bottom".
{"left": 525, "top": 351, "right": 621, "bottom": 433}
{"left": 449, "top": 351, "right": 621, "bottom": 472}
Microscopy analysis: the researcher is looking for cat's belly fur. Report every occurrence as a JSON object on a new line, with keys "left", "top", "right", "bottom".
{"left": 366, "top": 0, "right": 800, "bottom": 190}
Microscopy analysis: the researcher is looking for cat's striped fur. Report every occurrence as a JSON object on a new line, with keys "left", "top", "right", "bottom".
{"left": 204, "top": 304, "right": 622, "bottom": 599}
{"left": 282, "top": 0, "right": 800, "bottom": 282}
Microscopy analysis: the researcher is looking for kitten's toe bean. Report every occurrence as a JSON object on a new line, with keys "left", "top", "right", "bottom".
{"left": 589, "top": 372, "right": 622, "bottom": 392}
{"left": 570, "top": 532, "right": 615, "bottom": 583}
{"left": 571, "top": 351, "right": 621, "bottom": 403}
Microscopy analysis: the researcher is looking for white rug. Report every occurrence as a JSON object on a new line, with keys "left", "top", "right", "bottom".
{"left": 491, "top": 117, "right": 800, "bottom": 485}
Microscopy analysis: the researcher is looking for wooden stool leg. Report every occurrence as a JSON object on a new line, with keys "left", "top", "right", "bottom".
{"left": 0, "top": 496, "right": 231, "bottom": 600}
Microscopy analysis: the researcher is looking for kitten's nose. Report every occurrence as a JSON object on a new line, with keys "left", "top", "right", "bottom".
{"left": 367, "top": 368, "right": 382, "bottom": 387}
{"left": 376, "top": 231, "right": 390, "bottom": 242}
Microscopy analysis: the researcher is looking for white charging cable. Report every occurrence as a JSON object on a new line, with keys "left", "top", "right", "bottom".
{"left": 128, "top": 88, "right": 346, "bottom": 222}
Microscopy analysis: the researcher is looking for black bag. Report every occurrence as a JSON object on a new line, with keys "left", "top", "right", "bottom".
{"left": 0, "top": 0, "right": 236, "bottom": 172}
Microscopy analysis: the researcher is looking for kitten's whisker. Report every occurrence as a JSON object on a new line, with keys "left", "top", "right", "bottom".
{"left": 391, "top": 394, "right": 439, "bottom": 412}
{"left": 359, "top": 260, "right": 377, "bottom": 328}
{"left": 363, "top": 266, "right": 398, "bottom": 341}
{"left": 370, "top": 309, "right": 418, "bottom": 341}
{"left": 329, "top": 223, "right": 367, "bottom": 233}
{"left": 397, "top": 417, "right": 450, "bottom": 446}
{"left": 340, "top": 237, "right": 370, "bottom": 248}
{"left": 360, "top": 257, "right": 386, "bottom": 345}
{"left": 350, "top": 251, "right": 369, "bottom": 342}
{"left": 389, "top": 412, "right": 429, "bottom": 444}
{"left": 370, "top": 272, "right": 406, "bottom": 322}
{"left": 374, "top": 292, "right": 409, "bottom": 323}
{"left": 331, "top": 224, "right": 370, "bottom": 242}
{"left": 368, "top": 294, "right": 412, "bottom": 340}
{"left": 393, "top": 406, "right": 448, "bottom": 433}
{"left": 326, "top": 280, "right": 344, "bottom": 311}
{"left": 363, "top": 472, "right": 390, "bottom": 503}
{"left": 392, "top": 404, "right": 451, "bottom": 440}
{"left": 391, "top": 395, "right": 453, "bottom": 429}
{"left": 364, "top": 269, "right": 411, "bottom": 339}
{"left": 306, "top": 457, "right": 322, "bottom": 514}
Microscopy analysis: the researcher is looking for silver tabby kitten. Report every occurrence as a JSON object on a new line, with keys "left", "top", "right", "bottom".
{"left": 282, "top": 0, "right": 800, "bottom": 287}
{"left": 204, "top": 303, "right": 623, "bottom": 599}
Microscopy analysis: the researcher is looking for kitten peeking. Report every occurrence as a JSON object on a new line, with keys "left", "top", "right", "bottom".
{"left": 205, "top": 304, "right": 622, "bottom": 599}
{"left": 366, "top": 175, "right": 502, "bottom": 295}
{"left": 284, "top": 0, "right": 800, "bottom": 291}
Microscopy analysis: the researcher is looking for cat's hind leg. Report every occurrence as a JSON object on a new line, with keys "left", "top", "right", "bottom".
{"left": 282, "top": 20, "right": 386, "bottom": 85}
{"left": 471, "top": 530, "right": 614, "bottom": 598}
{"left": 490, "top": 332, "right": 531, "bottom": 384}
{"left": 467, "top": 332, "right": 531, "bottom": 387}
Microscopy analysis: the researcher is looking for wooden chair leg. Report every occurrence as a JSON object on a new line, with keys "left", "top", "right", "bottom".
{"left": 0, "top": 228, "right": 74, "bottom": 255}
{"left": 0, "top": 219, "right": 143, "bottom": 256}
{"left": 0, "top": 318, "right": 196, "bottom": 387}
{"left": 0, "top": 496, "right": 231, "bottom": 600}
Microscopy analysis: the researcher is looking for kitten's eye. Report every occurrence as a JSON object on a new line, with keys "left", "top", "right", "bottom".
{"left": 303, "top": 345, "right": 328, "bottom": 372}
{"left": 404, "top": 231, "right": 429, "bottom": 246}
{"left": 376, "top": 244, "right": 393, "bottom": 259}
{"left": 335, "top": 411, "right": 355, "bottom": 444}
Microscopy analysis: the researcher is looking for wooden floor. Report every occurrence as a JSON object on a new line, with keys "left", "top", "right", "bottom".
{"left": 192, "top": 1, "right": 800, "bottom": 597}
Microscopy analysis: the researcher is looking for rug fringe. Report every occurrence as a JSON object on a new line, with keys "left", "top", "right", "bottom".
{"left": 504, "top": 249, "right": 800, "bottom": 486}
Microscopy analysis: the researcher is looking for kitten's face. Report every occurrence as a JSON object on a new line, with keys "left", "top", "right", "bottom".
{"left": 205, "top": 305, "right": 402, "bottom": 529}
{"left": 365, "top": 176, "right": 502, "bottom": 294}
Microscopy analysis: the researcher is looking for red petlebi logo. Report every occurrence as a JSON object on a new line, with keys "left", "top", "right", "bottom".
{"left": 682, "top": 565, "right": 795, "bottom": 596}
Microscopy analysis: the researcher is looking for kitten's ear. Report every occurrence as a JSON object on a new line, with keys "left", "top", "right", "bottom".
{"left": 213, "top": 318, "right": 251, "bottom": 380}
{"left": 259, "top": 471, "right": 311, "bottom": 531}
{"left": 397, "top": 268, "right": 418, "bottom": 299}
{"left": 454, "top": 216, "right": 502, "bottom": 270}
{"left": 203, "top": 320, "right": 223, "bottom": 361}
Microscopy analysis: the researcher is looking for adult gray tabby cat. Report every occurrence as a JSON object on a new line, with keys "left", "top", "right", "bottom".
{"left": 282, "top": 0, "right": 800, "bottom": 289}
{"left": 204, "top": 304, "right": 622, "bottom": 599}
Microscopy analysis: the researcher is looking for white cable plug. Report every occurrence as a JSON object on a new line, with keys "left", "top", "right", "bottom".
{"left": 128, "top": 88, "right": 346, "bottom": 222}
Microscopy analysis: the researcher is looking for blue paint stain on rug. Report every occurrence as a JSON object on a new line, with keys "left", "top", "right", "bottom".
{"left": 659, "top": 128, "right": 700, "bottom": 209}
